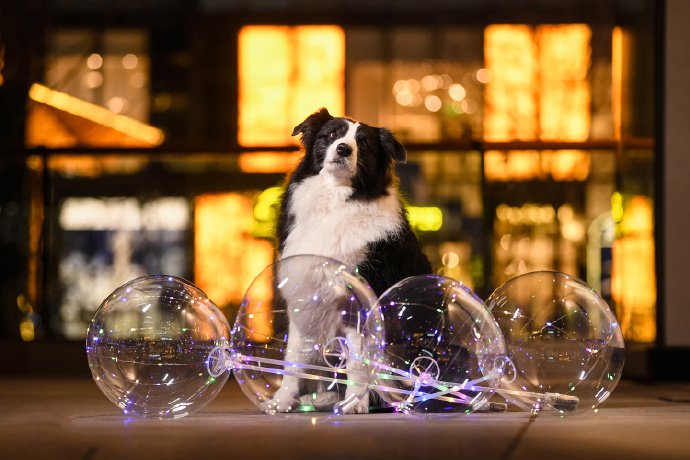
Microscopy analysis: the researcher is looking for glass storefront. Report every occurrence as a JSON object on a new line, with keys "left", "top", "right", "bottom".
{"left": 6, "top": 6, "right": 656, "bottom": 346}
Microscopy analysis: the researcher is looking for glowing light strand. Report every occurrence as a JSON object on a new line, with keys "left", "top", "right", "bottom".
{"left": 211, "top": 347, "right": 579, "bottom": 412}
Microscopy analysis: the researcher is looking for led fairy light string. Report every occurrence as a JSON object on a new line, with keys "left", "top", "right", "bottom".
{"left": 206, "top": 344, "right": 579, "bottom": 412}
{"left": 227, "top": 353, "right": 576, "bottom": 410}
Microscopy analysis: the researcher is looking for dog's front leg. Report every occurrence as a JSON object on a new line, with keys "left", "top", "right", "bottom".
{"left": 338, "top": 327, "right": 369, "bottom": 414}
{"left": 261, "top": 321, "right": 305, "bottom": 413}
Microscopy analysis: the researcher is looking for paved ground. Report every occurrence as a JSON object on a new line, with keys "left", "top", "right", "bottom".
{"left": 1, "top": 378, "right": 690, "bottom": 460}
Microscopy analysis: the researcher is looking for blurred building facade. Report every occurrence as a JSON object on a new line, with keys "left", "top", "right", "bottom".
{"left": 0, "top": 0, "right": 678, "bottom": 377}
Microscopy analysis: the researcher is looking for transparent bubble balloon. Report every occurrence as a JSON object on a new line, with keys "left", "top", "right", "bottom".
{"left": 375, "top": 275, "right": 506, "bottom": 414}
{"left": 231, "top": 255, "right": 385, "bottom": 415}
{"left": 86, "top": 275, "right": 231, "bottom": 419}
{"left": 486, "top": 271, "right": 625, "bottom": 415}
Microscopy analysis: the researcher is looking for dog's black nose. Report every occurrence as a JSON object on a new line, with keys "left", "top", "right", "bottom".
{"left": 336, "top": 143, "right": 352, "bottom": 157}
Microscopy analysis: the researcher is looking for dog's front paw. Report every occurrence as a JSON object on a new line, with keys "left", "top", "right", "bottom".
{"left": 260, "top": 389, "right": 299, "bottom": 414}
{"left": 338, "top": 395, "right": 369, "bottom": 414}
{"left": 349, "top": 400, "right": 369, "bottom": 414}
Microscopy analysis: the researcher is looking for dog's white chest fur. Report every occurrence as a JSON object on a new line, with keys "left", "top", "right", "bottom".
{"left": 282, "top": 174, "right": 402, "bottom": 267}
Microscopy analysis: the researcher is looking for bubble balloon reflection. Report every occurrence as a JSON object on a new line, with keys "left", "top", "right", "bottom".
{"left": 86, "top": 275, "right": 231, "bottom": 419}
{"left": 486, "top": 271, "right": 625, "bottom": 415}
{"left": 375, "top": 275, "right": 506, "bottom": 414}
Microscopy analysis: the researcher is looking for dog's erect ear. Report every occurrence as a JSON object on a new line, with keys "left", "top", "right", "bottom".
{"left": 291, "top": 108, "right": 331, "bottom": 136}
{"left": 292, "top": 108, "right": 333, "bottom": 150}
{"left": 379, "top": 128, "right": 407, "bottom": 164}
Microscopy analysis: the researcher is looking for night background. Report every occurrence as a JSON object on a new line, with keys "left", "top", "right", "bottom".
{"left": 1, "top": 1, "right": 689, "bottom": 459}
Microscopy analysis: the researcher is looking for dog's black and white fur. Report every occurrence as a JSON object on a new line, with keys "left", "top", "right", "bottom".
{"left": 267, "top": 108, "right": 431, "bottom": 413}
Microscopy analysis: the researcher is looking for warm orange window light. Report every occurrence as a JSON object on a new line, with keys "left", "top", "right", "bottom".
{"left": 27, "top": 83, "right": 164, "bottom": 147}
{"left": 537, "top": 25, "right": 591, "bottom": 142}
{"left": 484, "top": 25, "right": 538, "bottom": 142}
{"left": 238, "top": 152, "right": 302, "bottom": 174}
{"left": 611, "top": 195, "right": 656, "bottom": 343}
{"left": 194, "top": 194, "right": 274, "bottom": 318}
{"left": 484, "top": 24, "right": 591, "bottom": 181}
{"left": 612, "top": 26, "right": 624, "bottom": 140}
{"left": 238, "top": 25, "right": 345, "bottom": 146}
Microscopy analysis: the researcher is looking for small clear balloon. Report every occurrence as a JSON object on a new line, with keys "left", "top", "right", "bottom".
{"left": 375, "top": 275, "right": 507, "bottom": 414}
{"left": 86, "top": 275, "right": 231, "bottom": 419}
{"left": 486, "top": 271, "right": 625, "bottom": 415}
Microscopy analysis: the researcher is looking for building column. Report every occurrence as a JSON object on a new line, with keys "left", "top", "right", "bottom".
{"left": 662, "top": 0, "right": 690, "bottom": 354}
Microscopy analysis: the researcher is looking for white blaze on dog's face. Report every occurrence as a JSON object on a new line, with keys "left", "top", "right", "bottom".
{"left": 322, "top": 120, "right": 360, "bottom": 179}
{"left": 320, "top": 119, "right": 360, "bottom": 179}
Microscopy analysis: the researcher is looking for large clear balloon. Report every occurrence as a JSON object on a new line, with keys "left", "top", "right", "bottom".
{"left": 375, "top": 275, "right": 506, "bottom": 414}
{"left": 86, "top": 275, "right": 231, "bottom": 419}
{"left": 230, "top": 255, "right": 385, "bottom": 414}
{"left": 486, "top": 271, "right": 625, "bottom": 415}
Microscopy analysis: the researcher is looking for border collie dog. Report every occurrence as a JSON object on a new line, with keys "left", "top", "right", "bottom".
{"left": 278, "top": 108, "right": 431, "bottom": 292}
{"left": 267, "top": 108, "right": 431, "bottom": 413}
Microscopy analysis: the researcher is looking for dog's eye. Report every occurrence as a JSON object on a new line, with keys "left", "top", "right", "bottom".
{"left": 360, "top": 139, "right": 369, "bottom": 148}
{"left": 328, "top": 130, "right": 339, "bottom": 139}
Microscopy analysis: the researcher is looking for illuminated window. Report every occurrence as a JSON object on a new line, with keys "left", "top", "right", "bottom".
{"left": 484, "top": 24, "right": 591, "bottom": 181}
{"left": 608, "top": 25, "right": 656, "bottom": 343}
{"left": 29, "top": 29, "right": 160, "bottom": 148}
{"left": 346, "top": 28, "right": 485, "bottom": 143}
{"left": 484, "top": 25, "right": 538, "bottom": 142}
{"left": 27, "top": 84, "right": 163, "bottom": 147}
{"left": 537, "top": 25, "right": 591, "bottom": 142}
{"left": 238, "top": 26, "right": 345, "bottom": 146}
{"left": 57, "top": 197, "right": 190, "bottom": 339}
{"left": 43, "top": 29, "right": 150, "bottom": 122}
{"left": 194, "top": 194, "right": 274, "bottom": 309}
{"left": 611, "top": 194, "right": 656, "bottom": 343}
